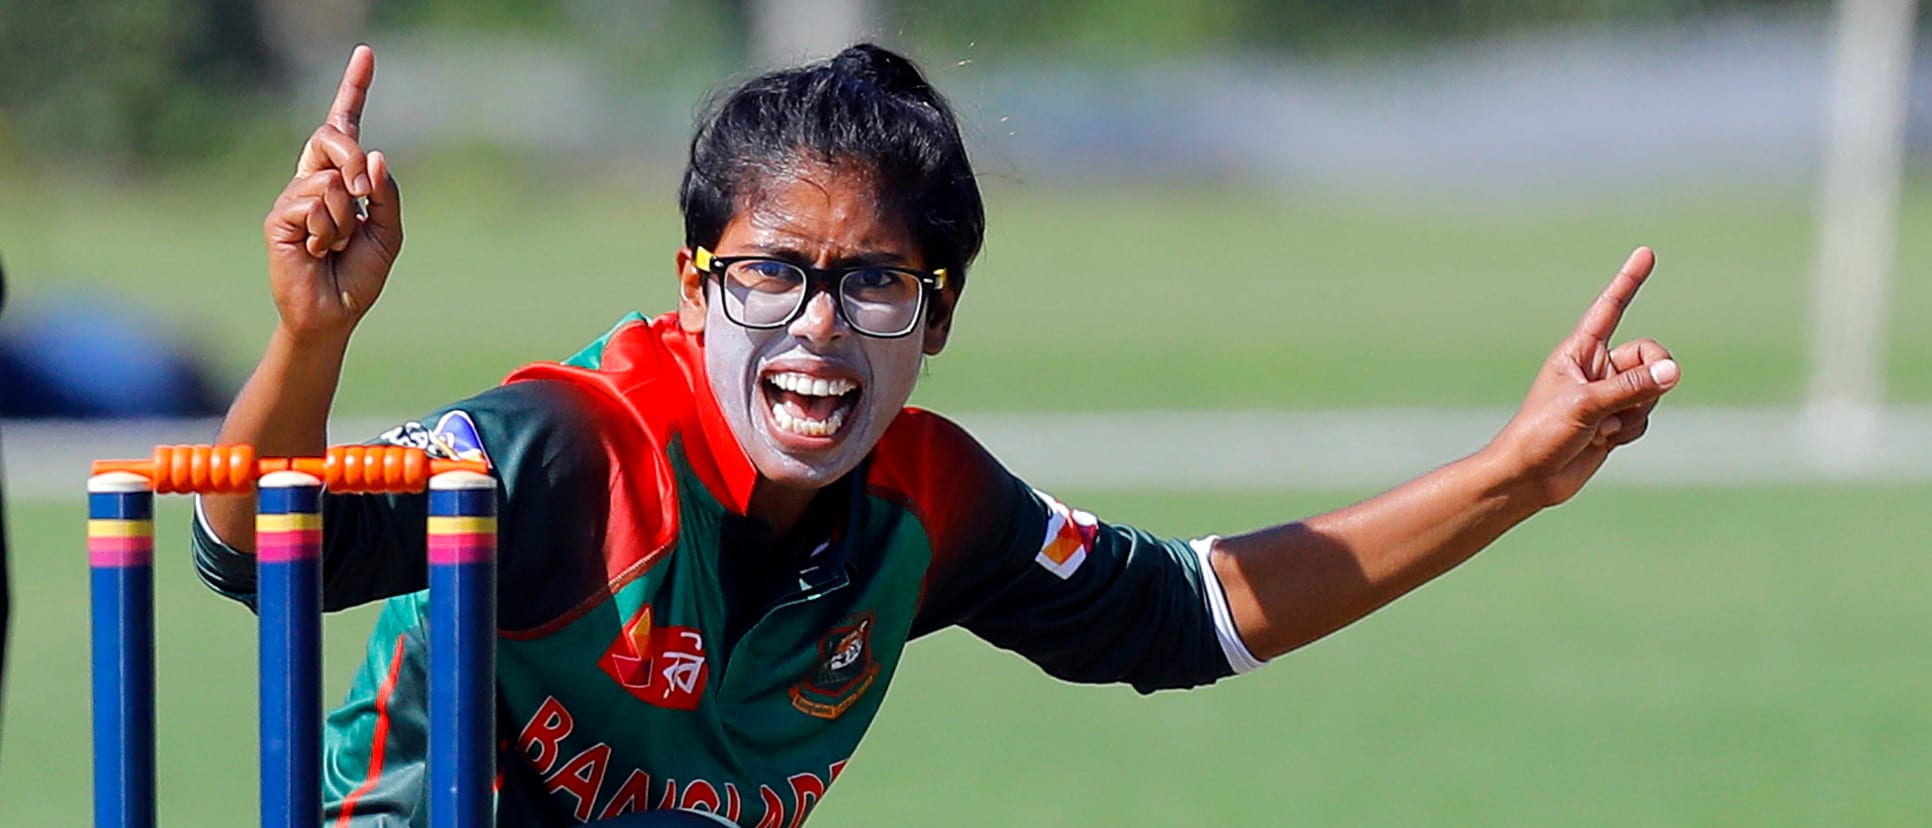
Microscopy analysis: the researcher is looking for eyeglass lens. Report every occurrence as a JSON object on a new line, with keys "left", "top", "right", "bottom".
{"left": 721, "top": 260, "right": 923, "bottom": 335}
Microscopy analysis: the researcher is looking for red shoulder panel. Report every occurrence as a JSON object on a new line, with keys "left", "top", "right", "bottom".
{"left": 499, "top": 315, "right": 760, "bottom": 636}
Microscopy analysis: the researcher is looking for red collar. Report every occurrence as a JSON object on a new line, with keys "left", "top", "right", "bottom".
{"left": 504, "top": 314, "right": 760, "bottom": 515}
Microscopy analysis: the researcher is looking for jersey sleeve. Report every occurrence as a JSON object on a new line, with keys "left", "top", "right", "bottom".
{"left": 888, "top": 413, "right": 1266, "bottom": 694}
{"left": 190, "top": 379, "right": 614, "bottom": 615}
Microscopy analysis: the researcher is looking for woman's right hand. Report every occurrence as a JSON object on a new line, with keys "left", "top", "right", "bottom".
{"left": 265, "top": 44, "right": 403, "bottom": 344}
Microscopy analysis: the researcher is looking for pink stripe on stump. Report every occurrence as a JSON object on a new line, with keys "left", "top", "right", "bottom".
{"left": 89, "top": 536, "right": 154, "bottom": 568}
{"left": 427, "top": 533, "right": 496, "bottom": 565}
{"left": 257, "top": 529, "right": 323, "bottom": 563}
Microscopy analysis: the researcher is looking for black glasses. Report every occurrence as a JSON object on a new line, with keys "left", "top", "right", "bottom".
{"left": 694, "top": 247, "right": 948, "bottom": 339}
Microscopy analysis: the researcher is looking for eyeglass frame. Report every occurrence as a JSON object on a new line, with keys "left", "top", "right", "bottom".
{"left": 693, "top": 246, "right": 950, "bottom": 339}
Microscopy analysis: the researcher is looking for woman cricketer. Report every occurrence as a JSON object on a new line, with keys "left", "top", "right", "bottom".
{"left": 196, "top": 43, "right": 1679, "bottom": 827}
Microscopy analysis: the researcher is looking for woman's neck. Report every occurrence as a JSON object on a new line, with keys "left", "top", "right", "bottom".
{"left": 746, "top": 479, "right": 827, "bottom": 538}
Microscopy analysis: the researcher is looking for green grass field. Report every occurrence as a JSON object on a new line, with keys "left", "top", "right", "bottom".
{"left": 2, "top": 487, "right": 1928, "bottom": 825}
{"left": 2, "top": 164, "right": 1928, "bottom": 417}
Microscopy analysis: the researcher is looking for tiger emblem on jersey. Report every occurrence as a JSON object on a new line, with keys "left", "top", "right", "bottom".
{"left": 790, "top": 612, "right": 878, "bottom": 720}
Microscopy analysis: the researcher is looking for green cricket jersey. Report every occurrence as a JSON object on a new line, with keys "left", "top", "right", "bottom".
{"left": 193, "top": 313, "right": 1265, "bottom": 826}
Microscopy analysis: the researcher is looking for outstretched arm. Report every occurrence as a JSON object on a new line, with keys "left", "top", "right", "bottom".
{"left": 1210, "top": 248, "right": 1680, "bottom": 660}
{"left": 203, "top": 45, "right": 405, "bottom": 550}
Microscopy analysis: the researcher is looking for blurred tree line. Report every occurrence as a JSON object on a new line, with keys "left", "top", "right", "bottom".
{"left": 906, "top": 0, "right": 1830, "bottom": 57}
{"left": 0, "top": 0, "right": 1837, "bottom": 167}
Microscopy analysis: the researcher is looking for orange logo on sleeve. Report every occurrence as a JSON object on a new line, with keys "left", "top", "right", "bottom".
{"left": 1033, "top": 489, "right": 1097, "bottom": 579}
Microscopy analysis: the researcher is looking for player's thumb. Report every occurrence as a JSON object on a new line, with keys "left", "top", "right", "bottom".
{"left": 363, "top": 150, "right": 404, "bottom": 249}
{"left": 1580, "top": 359, "right": 1680, "bottom": 420}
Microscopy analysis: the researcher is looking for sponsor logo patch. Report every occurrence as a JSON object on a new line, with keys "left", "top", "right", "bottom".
{"left": 597, "top": 605, "right": 708, "bottom": 710}
{"left": 378, "top": 410, "right": 490, "bottom": 465}
{"left": 1033, "top": 489, "right": 1098, "bottom": 579}
{"left": 790, "top": 612, "right": 878, "bottom": 720}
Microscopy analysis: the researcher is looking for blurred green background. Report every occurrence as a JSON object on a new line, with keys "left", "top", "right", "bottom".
{"left": 6, "top": 487, "right": 1930, "bottom": 825}
{"left": 3, "top": 0, "right": 1929, "bottom": 825}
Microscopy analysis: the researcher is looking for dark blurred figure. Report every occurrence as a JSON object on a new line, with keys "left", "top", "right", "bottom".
{"left": 0, "top": 255, "right": 13, "bottom": 727}
{"left": 0, "top": 295, "right": 227, "bottom": 419}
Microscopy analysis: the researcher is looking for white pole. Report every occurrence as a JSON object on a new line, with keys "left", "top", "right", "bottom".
{"left": 1804, "top": 0, "right": 1919, "bottom": 473}
{"left": 749, "top": 0, "right": 879, "bottom": 68}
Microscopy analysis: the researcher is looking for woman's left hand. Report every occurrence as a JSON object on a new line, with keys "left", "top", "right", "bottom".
{"left": 1488, "top": 246, "right": 1681, "bottom": 507}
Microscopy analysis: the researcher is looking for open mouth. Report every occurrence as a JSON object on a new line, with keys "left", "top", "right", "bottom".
{"left": 762, "top": 370, "right": 862, "bottom": 440}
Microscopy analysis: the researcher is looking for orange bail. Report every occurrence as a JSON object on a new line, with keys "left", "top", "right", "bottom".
{"left": 91, "top": 445, "right": 488, "bottom": 494}
{"left": 90, "top": 444, "right": 258, "bottom": 494}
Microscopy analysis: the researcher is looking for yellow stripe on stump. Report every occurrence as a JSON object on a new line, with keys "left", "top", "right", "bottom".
{"left": 426, "top": 516, "right": 497, "bottom": 535}
{"left": 256, "top": 513, "right": 322, "bottom": 532}
{"left": 87, "top": 520, "right": 154, "bottom": 538}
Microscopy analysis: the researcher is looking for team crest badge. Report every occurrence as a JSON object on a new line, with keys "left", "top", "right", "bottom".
{"left": 378, "top": 410, "right": 491, "bottom": 465}
{"left": 598, "top": 604, "right": 708, "bottom": 710}
{"left": 790, "top": 613, "right": 879, "bottom": 720}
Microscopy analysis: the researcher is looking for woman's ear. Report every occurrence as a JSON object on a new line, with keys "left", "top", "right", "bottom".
{"left": 676, "top": 247, "right": 707, "bottom": 333}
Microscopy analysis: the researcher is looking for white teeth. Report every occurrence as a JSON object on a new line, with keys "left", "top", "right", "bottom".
{"left": 771, "top": 399, "right": 849, "bottom": 438}
{"left": 768, "top": 371, "right": 856, "bottom": 397}
{"left": 764, "top": 371, "right": 857, "bottom": 439}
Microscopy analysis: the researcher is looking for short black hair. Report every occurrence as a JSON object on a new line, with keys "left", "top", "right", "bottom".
{"left": 679, "top": 43, "right": 985, "bottom": 284}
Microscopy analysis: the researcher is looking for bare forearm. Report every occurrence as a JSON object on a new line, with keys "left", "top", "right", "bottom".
{"left": 202, "top": 326, "right": 351, "bottom": 551}
{"left": 206, "top": 47, "right": 401, "bottom": 551}
{"left": 1210, "top": 447, "right": 1543, "bottom": 659}
{"left": 1205, "top": 248, "right": 1680, "bottom": 662}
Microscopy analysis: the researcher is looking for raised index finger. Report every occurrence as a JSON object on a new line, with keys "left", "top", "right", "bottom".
{"left": 1572, "top": 246, "right": 1655, "bottom": 343}
{"left": 326, "top": 45, "right": 376, "bottom": 140}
